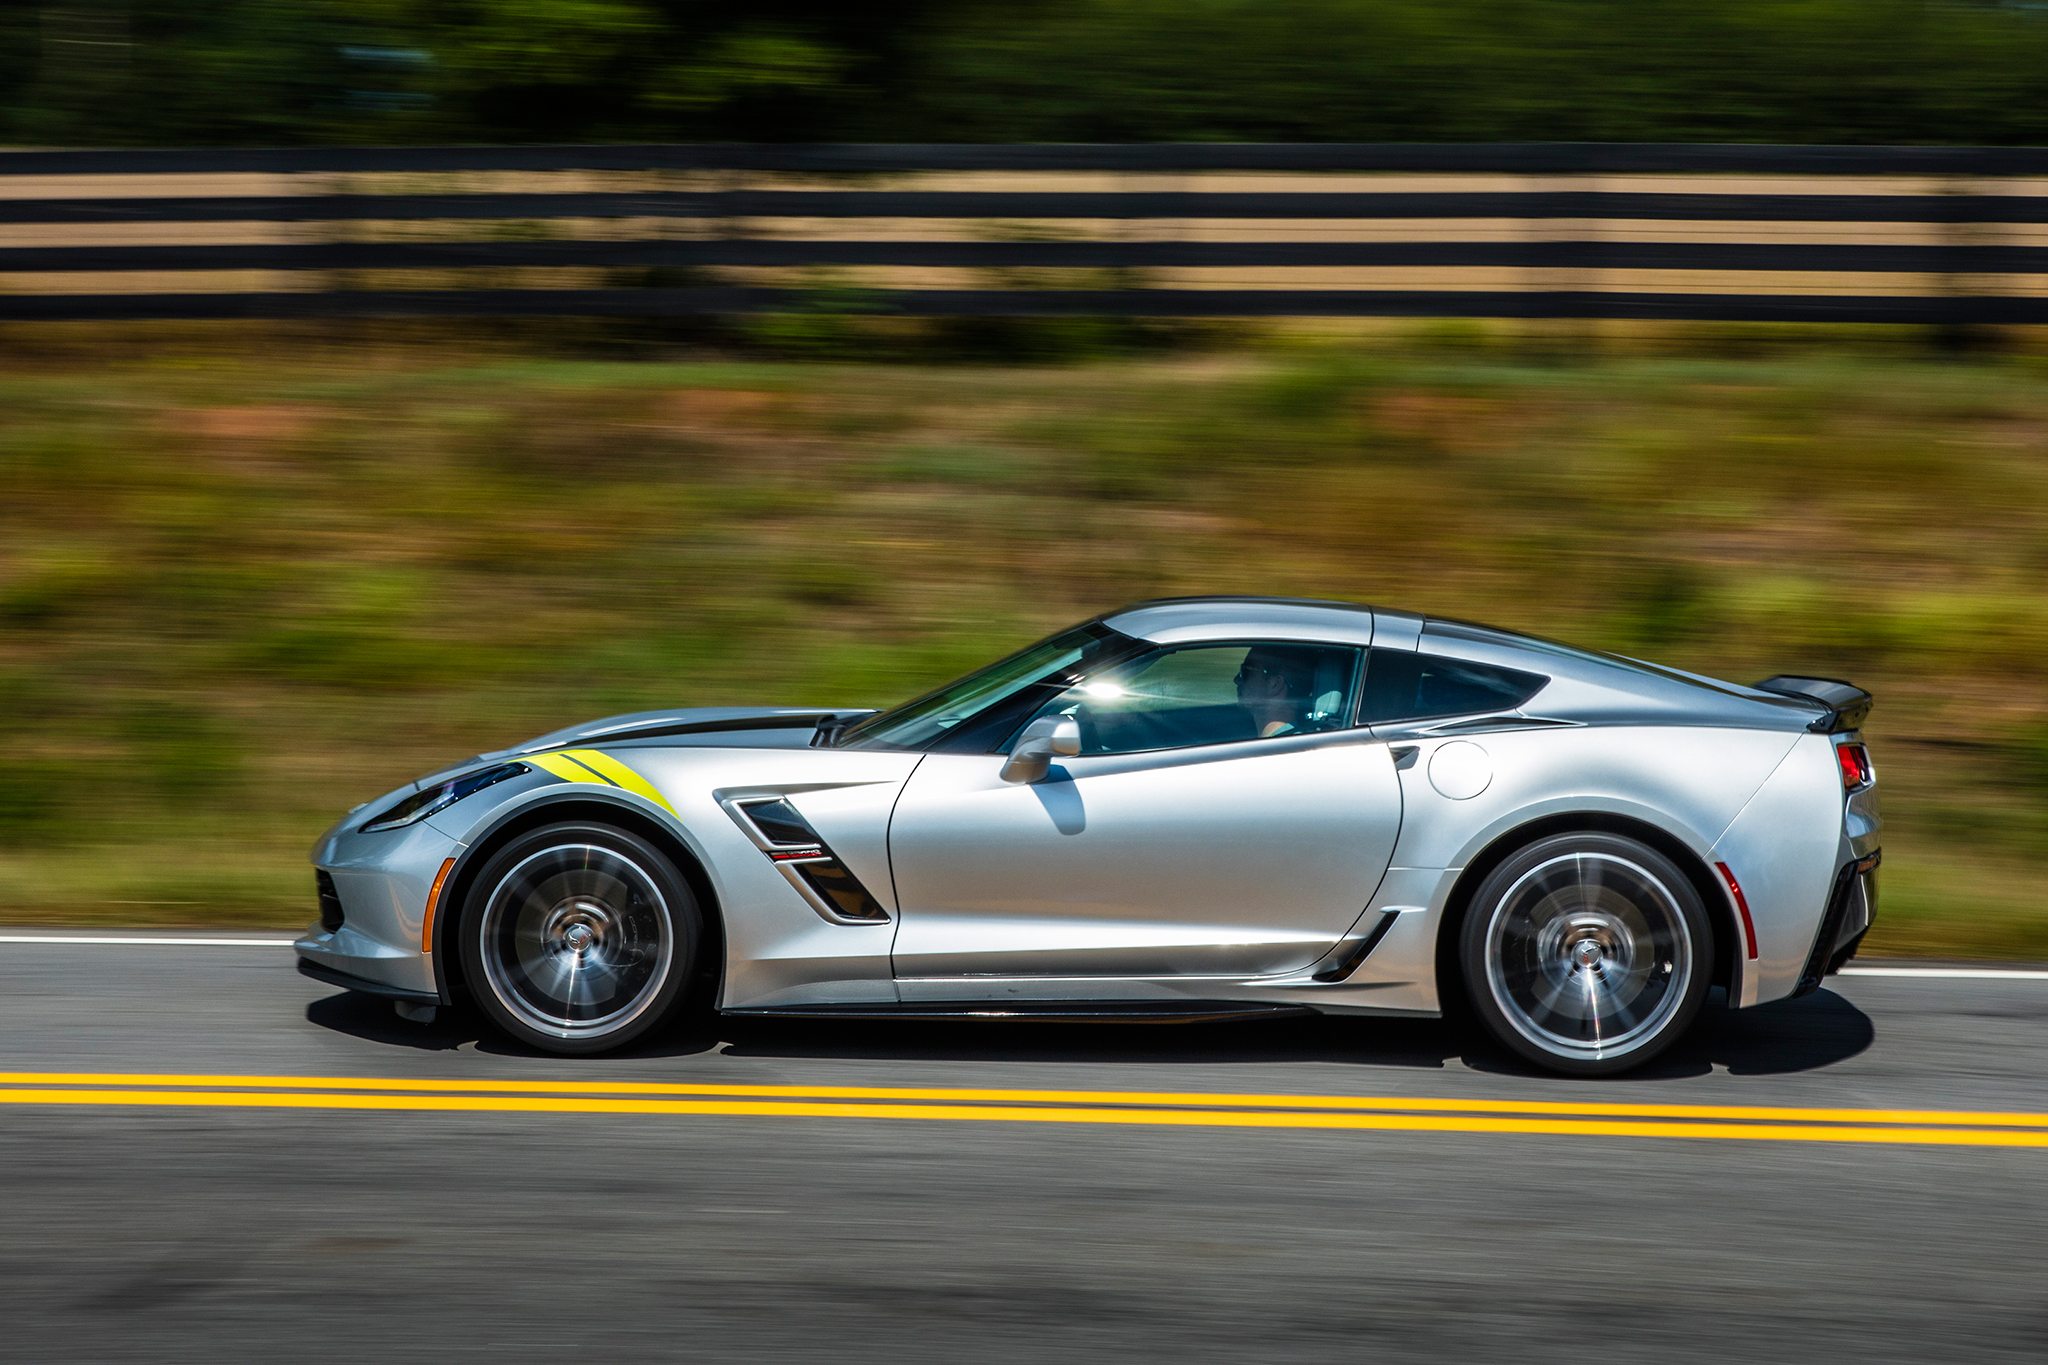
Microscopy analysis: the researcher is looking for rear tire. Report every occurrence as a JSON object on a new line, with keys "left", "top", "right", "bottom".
{"left": 459, "top": 821, "right": 700, "bottom": 1055}
{"left": 1459, "top": 832, "right": 1712, "bottom": 1077}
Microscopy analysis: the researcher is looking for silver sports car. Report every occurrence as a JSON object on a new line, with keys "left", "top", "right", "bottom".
{"left": 296, "top": 597, "right": 1880, "bottom": 1076}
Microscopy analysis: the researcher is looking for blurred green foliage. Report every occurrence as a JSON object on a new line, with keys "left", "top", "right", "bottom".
{"left": 1, "top": 321, "right": 2046, "bottom": 956}
{"left": 7, "top": 1, "right": 2048, "bottom": 146}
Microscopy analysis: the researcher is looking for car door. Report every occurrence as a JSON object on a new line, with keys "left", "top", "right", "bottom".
{"left": 886, "top": 640, "right": 1403, "bottom": 994}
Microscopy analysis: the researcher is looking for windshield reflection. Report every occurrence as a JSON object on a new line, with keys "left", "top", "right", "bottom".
{"left": 836, "top": 622, "right": 1127, "bottom": 751}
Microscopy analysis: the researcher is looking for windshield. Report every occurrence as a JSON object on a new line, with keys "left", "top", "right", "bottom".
{"left": 837, "top": 623, "right": 1124, "bottom": 750}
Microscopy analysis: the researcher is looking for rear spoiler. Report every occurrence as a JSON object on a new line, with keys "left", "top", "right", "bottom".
{"left": 1753, "top": 676, "right": 1873, "bottom": 733}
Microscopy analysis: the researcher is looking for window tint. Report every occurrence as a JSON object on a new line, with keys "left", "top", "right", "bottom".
{"left": 1016, "top": 642, "right": 1362, "bottom": 756}
{"left": 1359, "top": 650, "right": 1546, "bottom": 725}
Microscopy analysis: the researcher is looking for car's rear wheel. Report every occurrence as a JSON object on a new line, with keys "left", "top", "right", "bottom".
{"left": 1460, "top": 832, "right": 1713, "bottom": 1077}
{"left": 459, "top": 821, "right": 700, "bottom": 1055}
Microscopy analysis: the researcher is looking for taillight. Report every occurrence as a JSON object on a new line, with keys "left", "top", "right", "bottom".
{"left": 1836, "top": 741, "right": 1873, "bottom": 791}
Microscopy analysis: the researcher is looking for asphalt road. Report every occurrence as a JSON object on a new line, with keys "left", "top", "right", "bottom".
{"left": 1, "top": 936, "right": 2044, "bottom": 1363}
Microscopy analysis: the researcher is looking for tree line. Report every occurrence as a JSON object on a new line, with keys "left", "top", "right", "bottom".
{"left": 5, "top": 1, "right": 2047, "bottom": 147}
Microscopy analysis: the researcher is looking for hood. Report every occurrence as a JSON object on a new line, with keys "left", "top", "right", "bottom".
{"left": 332, "top": 706, "right": 875, "bottom": 841}
{"left": 404, "top": 705, "right": 875, "bottom": 792}
{"left": 506, "top": 705, "right": 869, "bottom": 754}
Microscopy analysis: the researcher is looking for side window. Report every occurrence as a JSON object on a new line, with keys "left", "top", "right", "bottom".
{"left": 1359, "top": 650, "right": 1546, "bottom": 725}
{"left": 1016, "top": 643, "right": 1362, "bottom": 756}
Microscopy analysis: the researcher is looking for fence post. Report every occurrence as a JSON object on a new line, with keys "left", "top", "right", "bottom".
{"left": 1934, "top": 167, "right": 1990, "bottom": 353}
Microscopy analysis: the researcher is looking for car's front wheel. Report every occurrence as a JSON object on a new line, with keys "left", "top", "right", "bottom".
{"left": 1460, "top": 832, "right": 1713, "bottom": 1077}
{"left": 459, "top": 821, "right": 700, "bottom": 1055}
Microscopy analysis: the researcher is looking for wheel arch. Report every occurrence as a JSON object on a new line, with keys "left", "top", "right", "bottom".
{"left": 1432, "top": 810, "right": 1738, "bottom": 1012}
{"left": 429, "top": 794, "right": 727, "bottom": 1012}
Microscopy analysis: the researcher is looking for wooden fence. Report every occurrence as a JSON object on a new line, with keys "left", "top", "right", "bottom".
{"left": 4, "top": 143, "right": 2048, "bottom": 322}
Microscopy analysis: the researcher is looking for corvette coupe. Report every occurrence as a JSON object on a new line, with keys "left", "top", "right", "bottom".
{"left": 296, "top": 597, "right": 1880, "bottom": 1075}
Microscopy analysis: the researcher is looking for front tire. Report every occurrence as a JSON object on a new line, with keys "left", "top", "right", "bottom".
{"left": 1460, "top": 832, "right": 1713, "bottom": 1077}
{"left": 459, "top": 822, "right": 700, "bottom": 1055}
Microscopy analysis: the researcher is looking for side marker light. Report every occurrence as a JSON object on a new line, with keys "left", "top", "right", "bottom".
{"left": 1715, "top": 862, "right": 1760, "bottom": 961}
{"left": 422, "top": 856, "right": 457, "bottom": 954}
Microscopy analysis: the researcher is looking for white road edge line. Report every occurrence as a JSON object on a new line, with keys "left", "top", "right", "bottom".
{"left": 1841, "top": 966, "right": 2048, "bottom": 981}
{"left": 0, "top": 935, "right": 296, "bottom": 947}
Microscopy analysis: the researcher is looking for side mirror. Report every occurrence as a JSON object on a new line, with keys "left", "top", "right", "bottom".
{"left": 999, "top": 715, "right": 1082, "bottom": 784}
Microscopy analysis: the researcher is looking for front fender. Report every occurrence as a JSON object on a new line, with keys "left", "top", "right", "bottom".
{"left": 421, "top": 781, "right": 710, "bottom": 1007}
{"left": 420, "top": 743, "right": 923, "bottom": 1011}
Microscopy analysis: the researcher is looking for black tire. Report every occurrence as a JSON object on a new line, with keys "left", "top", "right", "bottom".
{"left": 458, "top": 821, "right": 701, "bottom": 1055}
{"left": 1459, "top": 832, "right": 1713, "bottom": 1077}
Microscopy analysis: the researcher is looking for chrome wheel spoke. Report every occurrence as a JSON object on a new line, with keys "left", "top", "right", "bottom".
{"left": 1526, "top": 970, "right": 1583, "bottom": 1027}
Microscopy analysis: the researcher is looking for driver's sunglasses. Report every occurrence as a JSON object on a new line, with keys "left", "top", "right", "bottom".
{"left": 1234, "top": 663, "right": 1273, "bottom": 684}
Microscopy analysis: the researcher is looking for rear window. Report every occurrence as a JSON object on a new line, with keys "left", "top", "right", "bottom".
{"left": 1359, "top": 650, "right": 1547, "bottom": 725}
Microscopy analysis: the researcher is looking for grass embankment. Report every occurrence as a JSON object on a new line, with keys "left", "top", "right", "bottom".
{"left": 2, "top": 326, "right": 2045, "bottom": 956}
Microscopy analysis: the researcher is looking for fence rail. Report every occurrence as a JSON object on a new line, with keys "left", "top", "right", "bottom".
{"left": 5, "top": 142, "right": 2047, "bottom": 323}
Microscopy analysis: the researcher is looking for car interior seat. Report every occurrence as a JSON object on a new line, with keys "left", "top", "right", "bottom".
{"left": 1305, "top": 649, "right": 1353, "bottom": 729}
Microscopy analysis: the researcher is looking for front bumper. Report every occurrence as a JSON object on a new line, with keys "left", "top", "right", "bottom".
{"left": 297, "top": 954, "right": 439, "bottom": 1004}
{"left": 294, "top": 920, "right": 441, "bottom": 1001}
{"left": 294, "top": 816, "right": 464, "bottom": 1002}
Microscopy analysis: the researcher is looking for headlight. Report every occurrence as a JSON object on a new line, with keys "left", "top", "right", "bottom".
{"left": 359, "top": 762, "right": 529, "bottom": 833}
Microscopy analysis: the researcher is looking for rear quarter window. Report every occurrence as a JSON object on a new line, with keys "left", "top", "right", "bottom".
{"left": 1360, "top": 650, "right": 1547, "bottom": 724}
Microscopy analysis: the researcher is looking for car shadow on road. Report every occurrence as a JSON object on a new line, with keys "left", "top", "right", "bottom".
{"left": 703, "top": 987, "right": 1873, "bottom": 1078}
{"left": 303, "top": 990, "right": 1464, "bottom": 1067}
{"left": 1685, "top": 986, "right": 1878, "bottom": 1077}
{"left": 304, "top": 992, "right": 476, "bottom": 1051}
{"left": 306, "top": 984, "right": 1874, "bottom": 1078}
{"left": 1460, "top": 987, "right": 1876, "bottom": 1081}
{"left": 709, "top": 1012, "right": 1467, "bottom": 1069}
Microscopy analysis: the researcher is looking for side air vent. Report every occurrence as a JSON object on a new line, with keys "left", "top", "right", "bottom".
{"left": 1312, "top": 909, "right": 1401, "bottom": 982}
{"left": 739, "top": 798, "right": 818, "bottom": 848}
{"left": 728, "top": 796, "right": 890, "bottom": 924}
{"left": 787, "top": 860, "right": 889, "bottom": 923}
{"left": 315, "top": 869, "right": 345, "bottom": 932}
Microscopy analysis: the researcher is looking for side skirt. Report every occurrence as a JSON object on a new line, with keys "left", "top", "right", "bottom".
{"left": 725, "top": 1002, "right": 1317, "bottom": 1025}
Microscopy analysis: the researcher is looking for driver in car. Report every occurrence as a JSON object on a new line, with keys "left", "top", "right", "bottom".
{"left": 1235, "top": 646, "right": 1317, "bottom": 738}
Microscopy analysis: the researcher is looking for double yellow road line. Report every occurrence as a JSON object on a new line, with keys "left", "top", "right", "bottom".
{"left": 2, "top": 1071, "right": 2046, "bottom": 1148}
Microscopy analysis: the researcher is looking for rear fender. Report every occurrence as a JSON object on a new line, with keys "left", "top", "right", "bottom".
{"left": 1710, "top": 733, "right": 1850, "bottom": 1007}
{"left": 1349, "top": 725, "right": 1796, "bottom": 1014}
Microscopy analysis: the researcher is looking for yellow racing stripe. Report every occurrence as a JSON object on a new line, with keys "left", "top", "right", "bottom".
{"left": 526, "top": 750, "right": 606, "bottom": 786}
{"left": 523, "top": 748, "right": 677, "bottom": 815}
{"left": 561, "top": 749, "right": 679, "bottom": 815}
